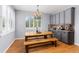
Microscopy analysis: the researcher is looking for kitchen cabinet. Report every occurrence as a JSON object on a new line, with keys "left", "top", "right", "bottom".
{"left": 50, "top": 15, "right": 53, "bottom": 24}
{"left": 49, "top": 7, "right": 75, "bottom": 44}
{"left": 61, "top": 31, "right": 68, "bottom": 43}
{"left": 65, "top": 9, "right": 71, "bottom": 24}
{"left": 56, "top": 31, "right": 61, "bottom": 41}
{"left": 60, "top": 11, "right": 64, "bottom": 25}
{"left": 50, "top": 30, "right": 62, "bottom": 41}
{"left": 56, "top": 14, "right": 59, "bottom": 25}
{"left": 52, "top": 7, "right": 74, "bottom": 25}
{"left": 53, "top": 15, "right": 56, "bottom": 24}
{"left": 61, "top": 31, "right": 74, "bottom": 44}
{"left": 49, "top": 30, "right": 74, "bottom": 44}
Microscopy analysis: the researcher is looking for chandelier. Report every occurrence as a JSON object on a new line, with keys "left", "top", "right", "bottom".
{"left": 33, "top": 5, "right": 41, "bottom": 19}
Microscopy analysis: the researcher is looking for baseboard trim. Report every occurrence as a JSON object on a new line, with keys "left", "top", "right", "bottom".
{"left": 3, "top": 39, "right": 15, "bottom": 53}
{"left": 16, "top": 37, "right": 25, "bottom": 40}
{"left": 74, "top": 43, "right": 79, "bottom": 46}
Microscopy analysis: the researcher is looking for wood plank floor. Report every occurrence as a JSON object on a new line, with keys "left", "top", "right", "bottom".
{"left": 7, "top": 39, "right": 79, "bottom": 53}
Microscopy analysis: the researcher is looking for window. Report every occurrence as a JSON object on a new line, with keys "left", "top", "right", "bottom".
{"left": 25, "top": 16, "right": 41, "bottom": 28}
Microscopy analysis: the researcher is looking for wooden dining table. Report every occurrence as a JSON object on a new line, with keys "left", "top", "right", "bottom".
{"left": 25, "top": 31, "right": 53, "bottom": 41}
{"left": 24, "top": 32, "right": 57, "bottom": 53}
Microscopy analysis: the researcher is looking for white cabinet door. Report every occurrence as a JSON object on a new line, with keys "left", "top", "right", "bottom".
{"left": 65, "top": 9, "right": 71, "bottom": 24}
{"left": 60, "top": 11, "right": 64, "bottom": 25}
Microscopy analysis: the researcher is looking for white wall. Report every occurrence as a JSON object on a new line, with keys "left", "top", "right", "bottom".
{"left": 15, "top": 10, "right": 50, "bottom": 38}
{"left": 75, "top": 6, "right": 79, "bottom": 45}
{"left": 0, "top": 31, "right": 15, "bottom": 52}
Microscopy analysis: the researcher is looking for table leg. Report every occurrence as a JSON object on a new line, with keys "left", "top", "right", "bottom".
{"left": 50, "top": 34, "right": 53, "bottom": 38}
{"left": 25, "top": 36, "right": 28, "bottom": 41}
{"left": 44, "top": 35, "right": 47, "bottom": 39}
{"left": 54, "top": 41, "right": 57, "bottom": 47}
{"left": 25, "top": 45, "right": 29, "bottom": 53}
{"left": 51, "top": 41, "right": 54, "bottom": 45}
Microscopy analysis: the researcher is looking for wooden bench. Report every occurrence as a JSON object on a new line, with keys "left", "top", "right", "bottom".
{"left": 24, "top": 38, "right": 58, "bottom": 53}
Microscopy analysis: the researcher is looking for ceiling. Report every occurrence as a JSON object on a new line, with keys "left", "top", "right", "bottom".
{"left": 12, "top": 5, "right": 76, "bottom": 15}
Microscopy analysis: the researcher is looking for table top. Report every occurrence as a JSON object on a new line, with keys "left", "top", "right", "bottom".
{"left": 25, "top": 32, "right": 53, "bottom": 37}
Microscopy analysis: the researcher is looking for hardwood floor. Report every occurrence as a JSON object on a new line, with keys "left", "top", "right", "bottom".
{"left": 7, "top": 39, "right": 79, "bottom": 53}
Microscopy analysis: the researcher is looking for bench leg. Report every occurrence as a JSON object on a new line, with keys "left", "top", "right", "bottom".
{"left": 51, "top": 41, "right": 54, "bottom": 45}
{"left": 25, "top": 45, "right": 29, "bottom": 53}
{"left": 54, "top": 41, "right": 57, "bottom": 47}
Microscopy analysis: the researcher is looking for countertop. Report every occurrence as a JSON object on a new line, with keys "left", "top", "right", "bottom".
{"left": 48, "top": 29, "right": 74, "bottom": 32}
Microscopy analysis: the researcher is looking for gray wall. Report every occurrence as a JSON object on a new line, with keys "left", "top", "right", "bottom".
{"left": 15, "top": 10, "right": 50, "bottom": 38}
{"left": 0, "top": 31, "right": 15, "bottom": 52}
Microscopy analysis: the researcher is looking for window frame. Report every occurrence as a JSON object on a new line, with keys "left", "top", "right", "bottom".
{"left": 25, "top": 16, "right": 41, "bottom": 28}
